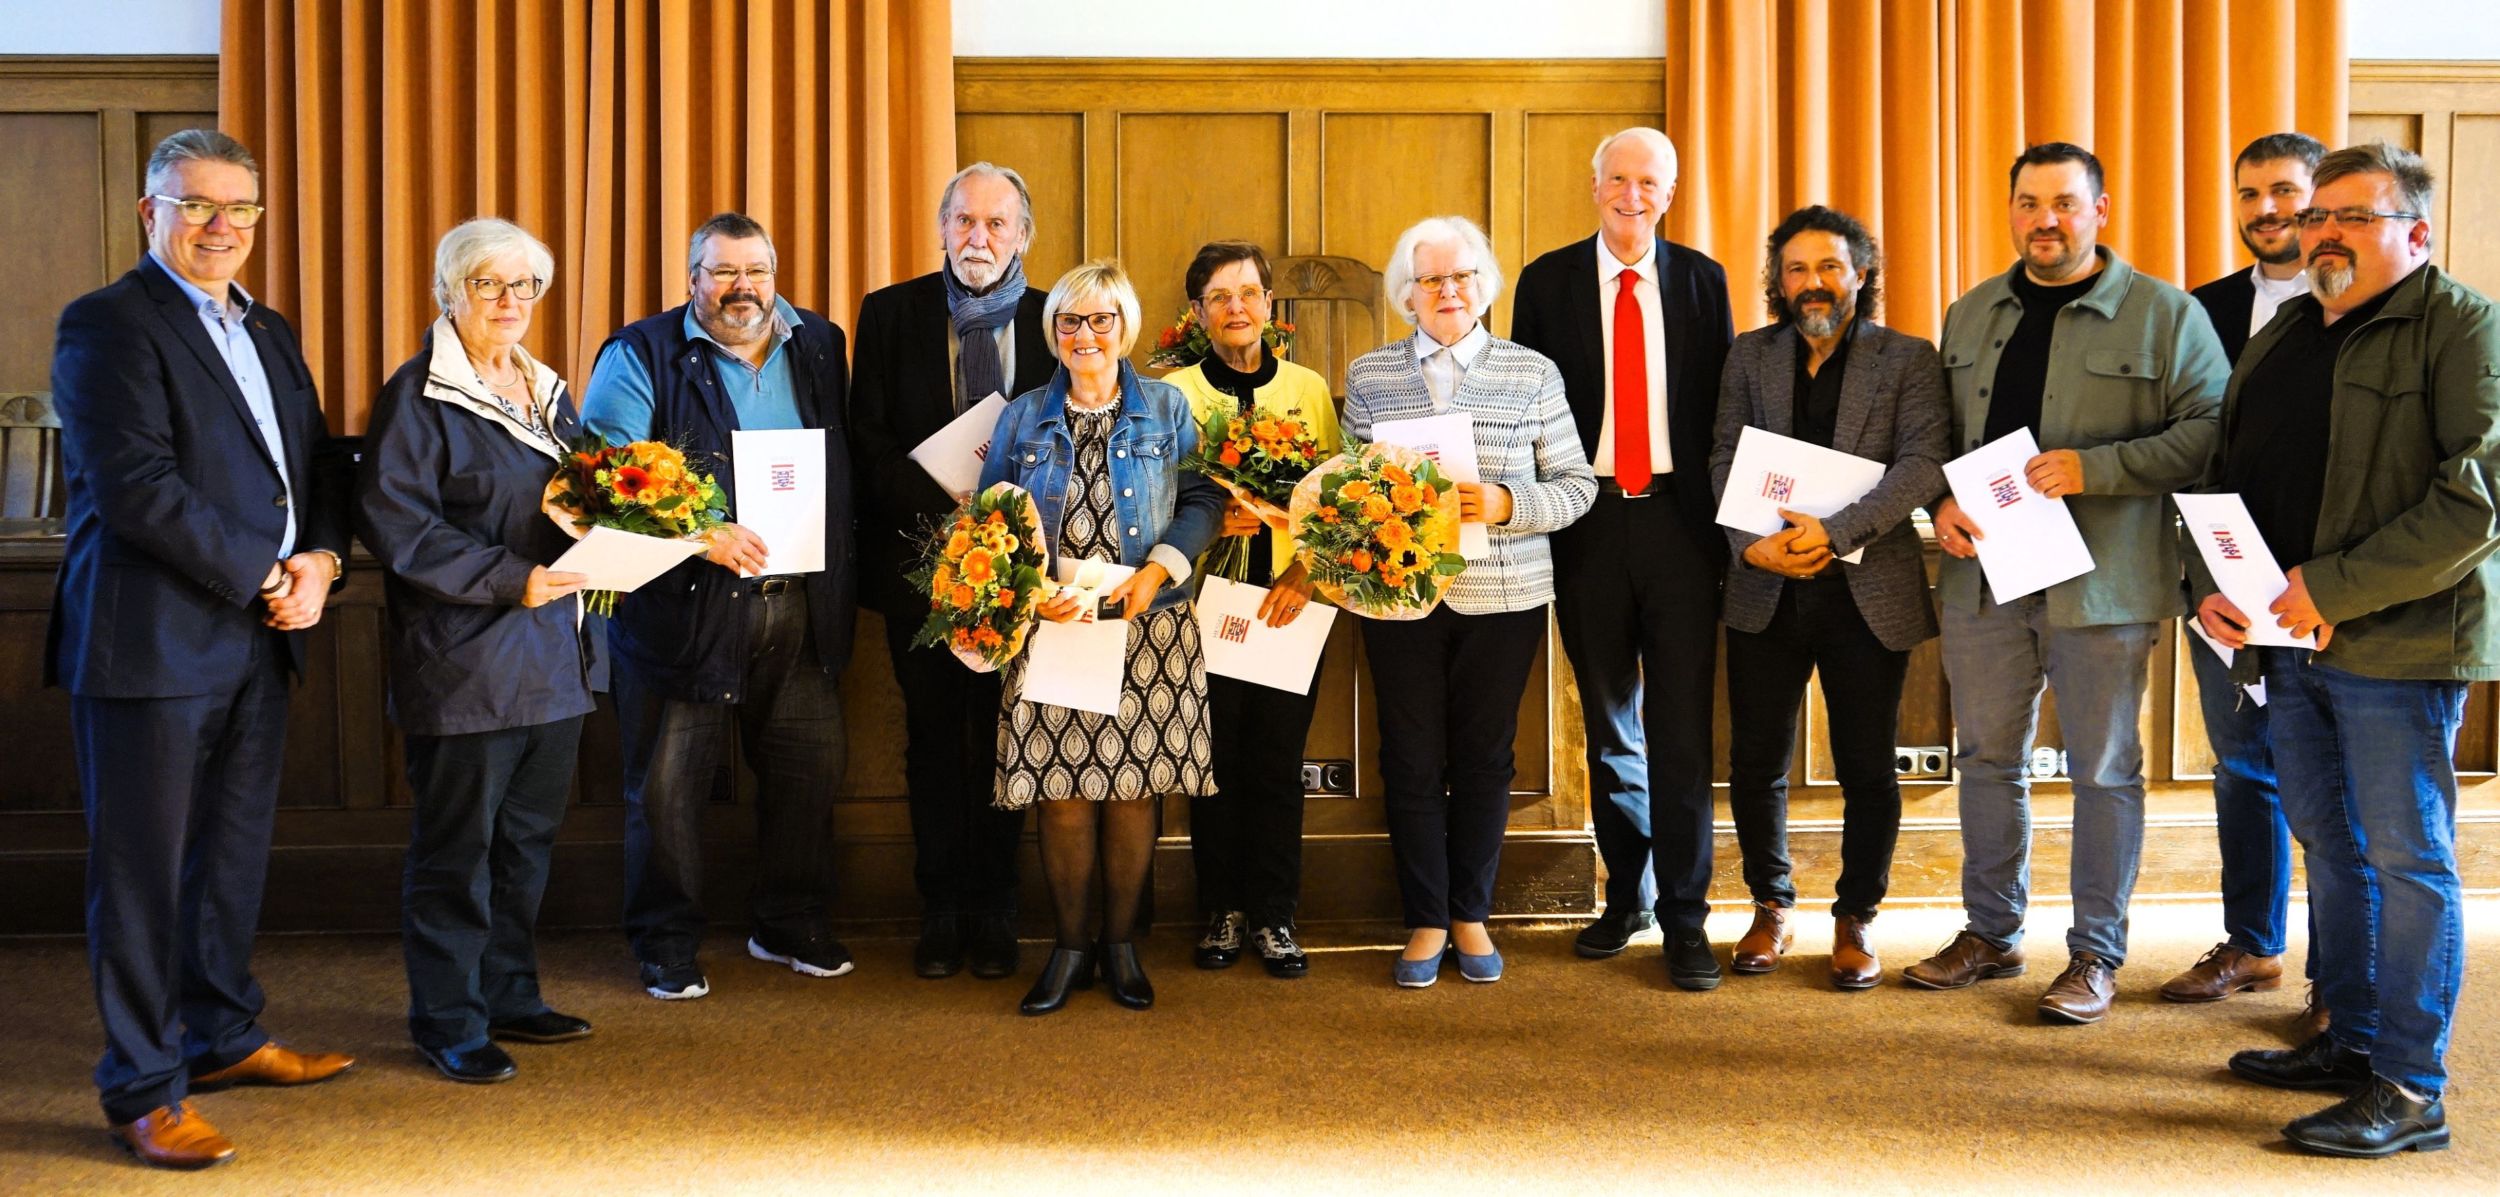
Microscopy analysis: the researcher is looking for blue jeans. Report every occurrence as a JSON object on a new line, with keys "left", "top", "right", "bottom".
{"left": 1940, "top": 593, "right": 2159, "bottom": 964}
{"left": 2187, "top": 635, "right": 2312, "bottom": 970}
{"left": 2260, "top": 648, "right": 2467, "bottom": 1098}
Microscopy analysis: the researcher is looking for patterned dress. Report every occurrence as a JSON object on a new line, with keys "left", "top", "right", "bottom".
{"left": 996, "top": 405, "right": 1216, "bottom": 808}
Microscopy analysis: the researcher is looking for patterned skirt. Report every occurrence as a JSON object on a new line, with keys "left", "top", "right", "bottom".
{"left": 995, "top": 605, "right": 1216, "bottom": 808}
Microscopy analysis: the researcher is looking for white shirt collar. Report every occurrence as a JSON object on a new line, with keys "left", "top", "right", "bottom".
{"left": 2249, "top": 262, "right": 2309, "bottom": 298}
{"left": 1596, "top": 234, "right": 1659, "bottom": 285}
{"left": 1413, "top": 321, "right": 1491, "bottom": 366}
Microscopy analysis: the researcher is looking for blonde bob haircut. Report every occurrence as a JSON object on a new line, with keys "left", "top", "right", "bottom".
{"left": 1040, "top": 259, "right": 1142, "bottom": 358}
{"left": 1383, "top": 215, "right": 1504, "bottom": 325}
{"left": 432, "top": 217, "right": 556, "bottom": 314}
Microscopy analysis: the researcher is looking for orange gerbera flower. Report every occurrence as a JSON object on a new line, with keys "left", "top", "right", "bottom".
{"left": 613, "top": 466, "right": 651, "bottom": 497}
{"left": 961, "top": 549, "right": 994, "bottom": 584}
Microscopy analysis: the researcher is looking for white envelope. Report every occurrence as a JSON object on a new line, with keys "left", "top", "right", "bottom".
{"left": 549, "top": 525, "right": 707, "bottom": 592}
{"left": 2184, "top": 615, "right": 2268, "bottom": 707}
{"left": 1019, "top": 559, "right": 1137, "bottom": 717}
{"left": 731, "top": 428, "right": 826, "bottom": 575}
{"left": 1714, "top": 425, "right": 1885, "bottom": 565}
{"left": 1939, "top": 428, "right": 2096, "bottom": 602}
{"left": 909, "top": 392, "right": 1007, "bottom": 500}
{"left": 1370, "top": 412, "right": 1491, "bottom": 559}
{"left": 1196, "top": 576, "right": 1337, "bottom": 694}
{"left": 2173, "top": 492, "right": 2314, "bottom": 649}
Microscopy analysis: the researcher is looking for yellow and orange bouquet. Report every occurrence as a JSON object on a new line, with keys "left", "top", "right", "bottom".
{"left": 907, "top": 482, "right": 1051, "bottom": 671}
{"left": 1288, "top": 442, "right": 1466, "bottom": 620}
{"left": 544, "top": 437, "right": 729, "bottom": 615}
{"left": 1183, "top": 405, "right": 1327, "bottom": 580}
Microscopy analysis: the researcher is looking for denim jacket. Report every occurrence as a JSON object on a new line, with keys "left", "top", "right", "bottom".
{"left": 976, "top": 360, "right": 1225, "bottom": 616}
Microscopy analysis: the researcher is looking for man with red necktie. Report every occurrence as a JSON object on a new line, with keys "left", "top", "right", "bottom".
{"left": 1511, "top": 126, "right": 1735, "bottom": 990}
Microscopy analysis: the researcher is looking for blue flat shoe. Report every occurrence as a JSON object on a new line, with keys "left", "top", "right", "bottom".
{"left": 1393, "top": 949, "right": 1445, "bottom": 988}
{"left": 1456, "top": 945, "right": 1503, "bottom": 983}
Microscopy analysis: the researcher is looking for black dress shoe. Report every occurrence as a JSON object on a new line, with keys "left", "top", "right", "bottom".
{"left": 916, "top": 913, "right": 966, "bottom": 979}
{"left": 1019, "top": 946, "right": 1094, "bottom": 1016}
{"left": 419, "top": 1042, "right": 517, "bottom": 1084}
{"left": 1666, "top": 929, "right": 1722, "bottom": 991}
{"left": 967, "top": 913, "right": 1020, "bottom": 980}
{"left": 1099, "top": 941, "right": 1155, "bottom": 1010}
{"left": 2230, "top": 1033, "right": 2373, "bottom": 1091}
{"left": 488, "top": 1011, "right": 593, "bottom": 1043}
{"left": 1251, "top": 924, "right": 1309, "bottom": 978}
{"left": 1574, "top": 907, "right": 1656, "bottom": 959}
{"left": 2283, "top": 1077, "right": 2449, "bottom": 1157}
{"left": 1194, "top": 910, "right": 1245, "bottom": 969}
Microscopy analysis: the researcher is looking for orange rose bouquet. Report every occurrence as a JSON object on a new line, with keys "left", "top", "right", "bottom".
{"left": 543, "top": 436, "right": 729, "bottom": 615}
{"left": 907, "top": 481, "right": 1051, "bottom": 672}
{"left": 1288, "top": 442, "right": 1466, "bottom": 620}
{"left": 1183, "top": 405, "right": 1326, "bottom": 580}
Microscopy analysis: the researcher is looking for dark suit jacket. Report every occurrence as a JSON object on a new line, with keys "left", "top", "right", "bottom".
{"left": 848, "top": 271, "right": 1054, "bottom": 617}
{"left": 47, "top": 256, "right": 344, "bottom": 698}
{"left": 1509, "top": 233, "right": 1734, "bottom": 559}
{"left": 2191, "top": 268, "right": 2258, "bottom": 366}
{"left": 1707, "top": 319, "right": 1948, "bottom": 651}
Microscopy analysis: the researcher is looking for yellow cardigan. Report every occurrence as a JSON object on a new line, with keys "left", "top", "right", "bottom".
{"left": 1163, "top": 356, "right": 1343, "bottom": 581}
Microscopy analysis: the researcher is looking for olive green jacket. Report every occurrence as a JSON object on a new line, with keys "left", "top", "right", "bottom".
{"left": 2195, "top": 263, "right": 2500, "bottom": 682}
{"left": 1935, "top": 247, "right": 2228, "bottom": 627}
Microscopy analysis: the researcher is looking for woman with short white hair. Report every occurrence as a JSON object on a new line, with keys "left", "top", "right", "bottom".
{"left": 355, "top": 217, "right": 595, "bottom": 1082}
{"left": 1343, "top": 215, "right": 1595, "bottom": 988}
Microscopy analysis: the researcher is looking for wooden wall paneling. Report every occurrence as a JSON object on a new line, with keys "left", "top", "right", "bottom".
{"left": 2171, "top": 630, "right": 2220, "bottom": 781}
{"left": 1113, "top": 112, "right": 1290, "bottom": 337}
{"left": 2444, "top": 113, "right": 2500, "bottom": 295}
{"left": 1521, "top": 112, "right": 1657, "bottom": 282}
{"left": 1317, "top": 112, "right": 1494, "bottom": 279}
{"left": 2351, "top": 61, "right": 2500, "bottom": 294}
{"left": 955, "top": 111, "right": 1085, "bottom": 291}
{"left": 0, "top": 114, "right": 105, "bottom": 392}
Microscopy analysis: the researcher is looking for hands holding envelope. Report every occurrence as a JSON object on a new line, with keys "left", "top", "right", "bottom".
{"left": 1039, "top": 559, "right": 1170, "bottom": 622}
{"left": 2197, "top": 565, "right": 2335, "bottom": 651}
{"left": 1931, "top": 449, "right": 2085, "bottom": 558}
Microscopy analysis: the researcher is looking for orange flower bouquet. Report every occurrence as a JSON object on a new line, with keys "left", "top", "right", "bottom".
{"left": 1288, "top": 442, "right": 1466, "bottom": 620}
{"left": 907, "top": 482, "right": 1051, "bottom": 671}
{"left": 1144, "top": 307, "right": 1295, "bottom": 369}
{"left": 1183, "top": 405, "right": 1326, "bottom": 580}
{"left": 543, "top": 436, "right": 730, "bottom": 615}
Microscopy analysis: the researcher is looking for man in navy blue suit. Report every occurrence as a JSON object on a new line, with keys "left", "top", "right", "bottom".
{"left": 49, "top": 129, "right": 355, "bottom": 1170}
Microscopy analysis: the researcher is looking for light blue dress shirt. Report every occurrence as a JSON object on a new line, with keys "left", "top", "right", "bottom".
{"left": 153, "top": 250, "right": 294, "bottom": 557}
{"left": 580, "top": 296, "right": 806, "bottom": 446}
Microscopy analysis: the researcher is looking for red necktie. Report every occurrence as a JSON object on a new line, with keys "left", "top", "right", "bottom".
{"left": 1612, "top": 268, "right": 1650, "bottom": 496}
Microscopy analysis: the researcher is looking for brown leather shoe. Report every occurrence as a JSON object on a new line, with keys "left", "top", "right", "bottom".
{"left": 110, "top": 1101, "right": 235, "bottom": 1170}
{"left": 2037, "top": 951, "right": 2118, "bottom": 1024}
{"left": 2159, "top": 942, "right": 2284, "bottom": 1003}
{"left": 1901, "top": 929, "right": 2025, "bottom": 990}
{"left": 190, "top": 1041, "right": 356, "bottom": 1091}
{"left": 1831, "top": 915, "right": 1881, "bottom": 990}
{"left": 1730, "top": 902, "right": 1792, "bottom": 974}
{"left": 2292, "top": 982, "right": 2332, "bottom": 1042}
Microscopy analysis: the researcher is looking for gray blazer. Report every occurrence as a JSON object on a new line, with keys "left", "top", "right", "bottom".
{"left": 1707, "top": 319, "right": 1948, "bottom": 651}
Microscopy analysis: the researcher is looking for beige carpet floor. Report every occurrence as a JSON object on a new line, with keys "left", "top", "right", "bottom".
{"left": 1, "top": 898, "right": 2492, "bottom": 1195}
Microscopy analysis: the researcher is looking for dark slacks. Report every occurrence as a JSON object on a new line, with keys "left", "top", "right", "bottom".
{"left": 1553, "top": 490, "right": 1721, "bottom": 931}
{"left": 618, "top": 586, "right": 846, "bottom": 966}
{"left": 1723, "top": 577, "right": 1907, "bottom": 921}
{"left": 1193, "top": 671, "right": 1321, "bottom": 928}
{"left": 882, "top": 613, "right": 1020, "bottom": 916}
{"left": 401, "top": 716, "right": 582, "bottom": 1051}
{"left": 1361, "top": 604, "right": 1545, "bottom": 929}
{"left": 73, "top": 632, "right": 286, "bottom": 1124}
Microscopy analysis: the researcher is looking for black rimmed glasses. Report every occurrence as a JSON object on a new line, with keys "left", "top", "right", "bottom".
{"left": 149, "top": 195, "right": 265, "bottom": 229}
{"left": 2292, "top": 207, "right": 2422, "bottom": 230}
{"left": 466, "top": 276, "right": 546, "bottom": 301}
{"left": 1054, "top": 311, "right": 1121, "bottom": 334}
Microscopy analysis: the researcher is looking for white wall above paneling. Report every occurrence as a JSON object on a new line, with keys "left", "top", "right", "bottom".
{"left": 0, "top": 0, "right": 219, "bottom": 54}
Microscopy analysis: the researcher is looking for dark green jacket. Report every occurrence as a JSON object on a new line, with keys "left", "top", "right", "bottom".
{"left": 2198, "top": 263, "right": 2500, "bottom": 681}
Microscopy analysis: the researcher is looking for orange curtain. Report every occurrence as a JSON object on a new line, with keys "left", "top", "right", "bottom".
{"left": 1666, "top": 0, "right": 2346, "bottom": 340}
{"left": 220, "top": 0, "right": 956, "bottom": 432}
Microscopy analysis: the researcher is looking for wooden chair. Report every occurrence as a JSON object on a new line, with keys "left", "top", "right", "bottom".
{"left": 1, "top": 391, "right": 66, "bottom": 538}
{"left": 1267, "top": 254, "right": 1389, "bottom": 402}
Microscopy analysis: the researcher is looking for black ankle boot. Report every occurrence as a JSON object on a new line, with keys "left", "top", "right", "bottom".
{"left": 1018, "top": 946, "right": 1093, "bottom": 1016}
{"left": 1099, "top": 940, "right": 1154, "bottom": 1010}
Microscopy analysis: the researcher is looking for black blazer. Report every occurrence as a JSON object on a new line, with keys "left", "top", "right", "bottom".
{"left": 2191, "top": 268, "right": 2258, "bottom": 366}
{"left": 848, "top": 271, "right": 1054, "bottom": 617}
{"left": 1509, "top": 233, "right": 1735, "bottom": 558}
{"left": 47, "top": 255, "right": 344, "bottom": 697}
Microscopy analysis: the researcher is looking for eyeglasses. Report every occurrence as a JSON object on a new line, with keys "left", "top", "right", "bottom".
{"left": 149, "top": 195, "right": 265, "bottom": 229}
{"left": 700, "top": 265, "right": 776, "bottom": 287}
{"left": 1414, "top": 270, "right": 1479, "bottom": 294}
{"left": 2292, "top": 207, "right": 2422, "bottom": 230}
{"left": 1054, "top": 311, "right": 1121, "bottom": 334}
{"left": 1197, "top": 286, "right": 1269, "bottom": 309}
{"left": 466, "top": 276, "right": 546, "bottom": 301}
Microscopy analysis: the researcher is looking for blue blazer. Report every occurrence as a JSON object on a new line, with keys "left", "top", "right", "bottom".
{"left": 46, "top": 256, "right": 344, "bottom": 698}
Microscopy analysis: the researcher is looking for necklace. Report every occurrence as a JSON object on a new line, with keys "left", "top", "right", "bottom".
{"left": 474, "top": 358, "right": 523, "bottom": 390}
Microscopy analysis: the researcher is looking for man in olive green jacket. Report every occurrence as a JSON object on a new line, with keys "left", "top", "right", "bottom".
{"left": 1902, "top": 144, "right": 2228, "bottom": 1028}
{"left": 2198, "top": 142, "right": 2497, "bottom": 1159}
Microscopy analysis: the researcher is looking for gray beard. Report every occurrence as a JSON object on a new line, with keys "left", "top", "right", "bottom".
{"left": 2310, "top": 256, "right": 2354, "bottom": 300}
{"left": 1797, "top": 308, "right": 1844, "bottom": 337}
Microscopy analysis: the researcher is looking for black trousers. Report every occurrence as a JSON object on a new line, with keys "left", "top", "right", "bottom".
{"left": 401, "top": 716, "right": 582, "bottom": 1051}
{"left": 617, "top": 586, "right": 846, "bottom": 965}
{"left": 1723, "top": 577, "right": 1908, "bottom": 920}
{"left": 73, "top": 632, "right": 286, "bottom": 1124}
{"left": 1553, "top": 490, "right": 1721, "bottom": 931}
{"left": 1361, "top": 604, "right": 1545, "bottom": 929}
{"left": 882, "top": 613, "right": 1020, "bottom": 916}
{"left": 1192, "top": 671, "right": 1320, "bottom": 928}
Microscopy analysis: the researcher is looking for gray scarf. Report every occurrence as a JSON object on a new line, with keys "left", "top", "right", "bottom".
{"left": 943, "top": 254, "right": 1027, "bottom": 408}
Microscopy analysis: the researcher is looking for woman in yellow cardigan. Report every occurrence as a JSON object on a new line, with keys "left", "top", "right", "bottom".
{"left": 1161, "top": 240, "right": 1342, "bottom": 979}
